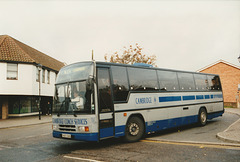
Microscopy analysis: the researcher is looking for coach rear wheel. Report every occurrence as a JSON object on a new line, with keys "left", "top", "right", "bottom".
{"left": 124, "top": 116, "right": 144, "bottom": 142}
{"left": 198, "top": 108, "right": 207, "bottom": 126}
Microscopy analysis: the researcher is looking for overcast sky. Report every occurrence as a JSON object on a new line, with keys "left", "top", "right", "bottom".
{"left": 1, "top": 0, "right": 240, "bottom": 71}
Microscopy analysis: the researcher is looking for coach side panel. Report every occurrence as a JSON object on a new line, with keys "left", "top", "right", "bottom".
{"left": 114, "top": 91, "right": 224, "bottom": 137}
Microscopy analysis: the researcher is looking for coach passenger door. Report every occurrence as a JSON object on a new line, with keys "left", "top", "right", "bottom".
{"left": 97, "top": 67, "right": 114, "bottom": 139}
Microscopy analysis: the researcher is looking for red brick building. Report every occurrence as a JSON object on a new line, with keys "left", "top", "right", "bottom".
{"left": 198, "top": 60, "right": 240, "bottom": 107}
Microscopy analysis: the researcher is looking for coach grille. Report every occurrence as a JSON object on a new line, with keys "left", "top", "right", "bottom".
{"left": 59, "top": 125, "right": 76, "bottom": 132}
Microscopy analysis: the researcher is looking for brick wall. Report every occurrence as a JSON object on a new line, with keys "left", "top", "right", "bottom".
{"left": 200, "top": 62, "right": 240, "bottom": 106}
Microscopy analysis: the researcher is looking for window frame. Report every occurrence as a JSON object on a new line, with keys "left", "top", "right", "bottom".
{"left": 157, "top": 70, "right": 180, "bottom": 91}
{"left": 97, "top": 67, "right": 114, "bottom": 113}
{"left": 207, "top": 75, "right": 222, "bottom": 91}
{"left": 42, "top": 69, "right": 45, "bottom": 83}
{"left": 127, "top": 67, "right": 159, "bottom": 92}
{"left": 194, "top": 74, "right": 208, "bottom": 91}
{"left": 177, "top": 72, "right": 196, "bottom": 91}
{"left": 111, "top": 66, "right": 130, "bottom": 102}
{"left": 47, "top": 70, "right": 50, "bottom": 84}
{"left": 36, "top": 67, "right": 40, "bottom": 82}
{"left": 7, "top": 63, "right": 18, "bottom": 80}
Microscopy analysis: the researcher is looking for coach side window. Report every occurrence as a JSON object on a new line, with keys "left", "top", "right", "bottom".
{"left": 158, "top": 70, "right": 179, "bottom": 91}
{"left": 128, "top": 68, "right": 159, "bottom": 91}
{"left": 111, "top": 66, "right": 129, "bottom": 102}
{"left": 178, "top": 72, "right": 196, "bottom": 91}
{"left": 207, "top": 75, "right": 222, "bottom": 91}
{"left": 194, "top": 74, "right": 208, "bottom": 91}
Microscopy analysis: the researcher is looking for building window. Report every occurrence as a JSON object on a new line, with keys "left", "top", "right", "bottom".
{"left": 47, "top": 70, "right": 50, "bottom": 84}
{"left": 36, "top": 67, "right": 40, "bottom": 82}
{"left": 8, "top": 97, "right": 39, "bottom": 114}
{"left": 20, "top": 98, "right": 32, "bottom": 114}
{"left": 7, "top": 63, "right": 18, "bottom": 80}
{"left": 42, "top": 69, "right": 45, "bottom": 83}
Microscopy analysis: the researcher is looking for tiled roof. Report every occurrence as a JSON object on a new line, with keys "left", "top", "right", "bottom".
{"left": 0, "top": 35, "right": 65, "bottom": 71}
{"left": 197, "top": 59, "right": 240, "bottom": 72}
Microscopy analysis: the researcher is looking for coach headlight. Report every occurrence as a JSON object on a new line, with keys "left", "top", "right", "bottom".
{"left": 78, "top": 126, "right": 89, "bottom": 132}
{"left": 52, "top": 124, "right": 58, "bottom": 130}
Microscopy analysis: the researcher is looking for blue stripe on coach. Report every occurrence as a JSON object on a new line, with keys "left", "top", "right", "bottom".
{"left": 159, "top": 96, "right": 181, "bottom": 102}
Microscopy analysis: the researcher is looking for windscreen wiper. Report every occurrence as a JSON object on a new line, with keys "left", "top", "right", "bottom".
{"left": 57, "top": 100, "right": 65, "bottom": 117}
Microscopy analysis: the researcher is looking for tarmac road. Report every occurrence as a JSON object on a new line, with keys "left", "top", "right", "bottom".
{"left": 0, "top": 111, "right": 240, "bottom": 161}
{"left": 147, "top": 112, "right": 240, "bottom": 145}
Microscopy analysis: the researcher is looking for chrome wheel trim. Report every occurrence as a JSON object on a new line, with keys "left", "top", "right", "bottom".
{"left": 201, "top": 111, "right": 206, "bottom": 123}
{"left": 129, "top": 123, "right": 140, "bottom": 136}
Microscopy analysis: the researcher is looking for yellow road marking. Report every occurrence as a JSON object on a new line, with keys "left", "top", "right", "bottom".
{"left": 141, "top": 139, "right": 240, "bottom": 150}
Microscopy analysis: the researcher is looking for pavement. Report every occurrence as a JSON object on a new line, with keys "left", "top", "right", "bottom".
{"left": 0, "top": 108, "right": 240, "bottom": 144}
{"left": 216, "top": 108, "right": 240, "bottom": 144}
{"left": 0, "top": 115, "right": 52, "bottom": 129}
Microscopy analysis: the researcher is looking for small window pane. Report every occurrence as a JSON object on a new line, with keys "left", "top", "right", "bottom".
{"left": 207, "top": 75, "right": 222, "bottom": 91}
{"left": 8, "top": 98, "right": 20, "bottom": 114}
{"left": 7, "top": 64, "right": 17, "bottom": 71}
{"left": 20, "top": 98, "right": 31, "bottom": 114}
{"left": 178, "top": 72, "right": 196, "bottom": 90}
{"left": 128, "top": 68, "right": 158, "bottom": 91}
{"left": 112, "top": 66, "right": 129, "bottom": 102}
{"left": 194, "top": 74, "right": 208, "bottom": 91}
{"left": 47, "top": 70, "right": 50, "bottom": 84}
{"left": 7, "top": 71, "right": 17, "bottom": 78}
{"left": 42, "top": 69, "right": 45, "bottom": 83}
{"left": 31, "top": 97, "right": 38, "bottom": 112}
{"left": 158, "top": 70, "right": 179, "bottom": 91}
{"left": 7, "top": 63, "right": 18, "bottom": 79}
{"left": 36, "top": 67, "right": 40, "bottom": 82}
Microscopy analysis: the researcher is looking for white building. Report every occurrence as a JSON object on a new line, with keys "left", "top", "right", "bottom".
{"left": 0, "top": 35, "right": 65, "bottom": 119}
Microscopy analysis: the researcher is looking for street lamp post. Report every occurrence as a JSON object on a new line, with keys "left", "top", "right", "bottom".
{"left": 237, "top": 56, "right": 240, "bottom": 108}
{"left": 37, "top": 64, "right": 42, "bottom": 120}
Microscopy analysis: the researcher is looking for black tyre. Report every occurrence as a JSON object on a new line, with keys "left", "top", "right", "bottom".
{"left": 198, "top": 108, "right": 207, "bottom": 126}
{"left": 124, "top": 116, "right": 145, "bottom": 142}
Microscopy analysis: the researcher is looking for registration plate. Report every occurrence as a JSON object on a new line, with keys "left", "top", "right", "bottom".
{"left": 62, "top": 134, "right": 71, "bottom": 139}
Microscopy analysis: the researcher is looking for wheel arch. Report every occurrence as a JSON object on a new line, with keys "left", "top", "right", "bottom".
{"left": 126, "top": 113, "right": 146, "bottom": 132}
{"left": 124, "top": 113, "right": 146, "bottom": 142}
{"left": 199, "top": 106, "right": 207, "bottom": 114}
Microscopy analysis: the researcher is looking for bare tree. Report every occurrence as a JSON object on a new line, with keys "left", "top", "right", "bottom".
{"left": 104, "top": 43, "right": 157, "bottom": 67}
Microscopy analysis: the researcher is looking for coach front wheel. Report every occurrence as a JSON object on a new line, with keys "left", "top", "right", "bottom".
{"left": 124, "top": 116, "right": 144, "bottom": 142}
